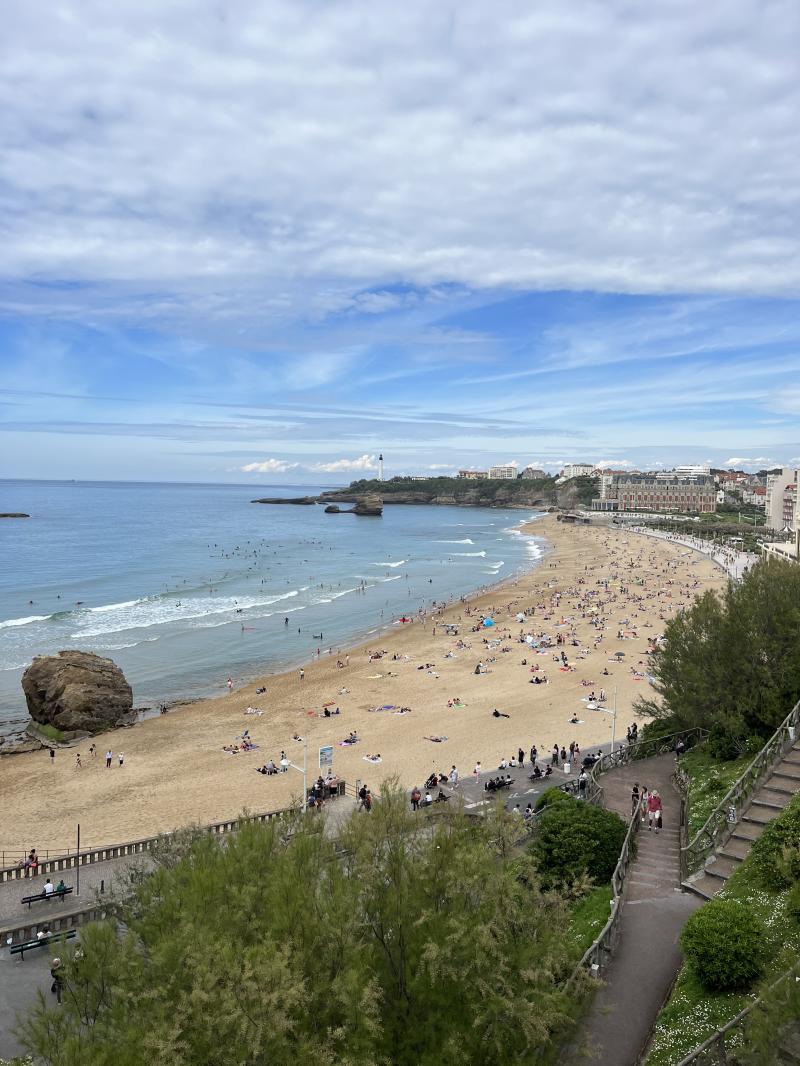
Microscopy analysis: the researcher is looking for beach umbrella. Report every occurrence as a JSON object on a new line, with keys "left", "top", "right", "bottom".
{"left": 516, "top": 612, "right": 525, "bottom": 622}
{"left": 482, "top": 618, "right": 494, "bottom": 627}
{"left": 614, "top": 651, "right": 625, "bottom": 659}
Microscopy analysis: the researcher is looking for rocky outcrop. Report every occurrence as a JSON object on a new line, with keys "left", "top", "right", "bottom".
{"left": 21, "top": 651, "right": 134, "bottom": 734}
{"left": 352, "top": 494, "right": 383, "bottom": 516}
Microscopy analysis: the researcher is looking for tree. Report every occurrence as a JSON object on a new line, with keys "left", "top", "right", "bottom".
{"left": 636, "top": 560, "right": 800, "bottom": 745}
{"left": 20, "top": 785, "right": 576, "bottom": 1065}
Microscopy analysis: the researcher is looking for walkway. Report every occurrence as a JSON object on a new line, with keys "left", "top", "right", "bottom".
{"left": 567, "top": 752, "right": 702, "bottom": 1066}
{"left": 631, "top": 527, "right": 758, "bottom": 582}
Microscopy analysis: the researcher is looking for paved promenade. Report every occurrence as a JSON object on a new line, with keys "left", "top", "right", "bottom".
{"left": 631, "top": 526, "right": 758, "bottom": 581}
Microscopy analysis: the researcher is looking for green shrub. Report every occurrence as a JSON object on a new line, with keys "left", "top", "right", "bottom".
{"left": 534, "top": 787, "right": 573, "bottom": 813}
{"left": 786, "top": 882, "right": 800, "bottom": 925}
{"left": 680, "top": 899, "right": 766, "bottom": 991}
{"left": 749, "top": 796, "right": 800, "bottom": 890}
{"left": 531, "top": 800, "right": 627, "bottom": 887}
{"left": 706, "top": 723, "right": 743, "bottom": 761}
{"left": 743, "top": 735, "right": 765, "bottom": 756}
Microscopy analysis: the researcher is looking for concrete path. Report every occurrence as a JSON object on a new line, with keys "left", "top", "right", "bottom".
{"left": 567, "top": 752, "right": 702, "bottom": 1066}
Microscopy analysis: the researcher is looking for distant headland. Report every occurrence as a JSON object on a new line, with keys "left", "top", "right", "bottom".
{"left": 252, "top": 474, "right": 597, "bottom": 511}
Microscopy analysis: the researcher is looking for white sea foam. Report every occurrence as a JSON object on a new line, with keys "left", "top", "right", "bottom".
{"left": 72, "top": 589, "right": 301, "bottom": 639}
{"left": 452, "top": 550, "right": 486, "bottom": 557}
{"left": 87, "top": 599, "right": 140, "bottom": 614}
{"left": 0, "top": 614, "right": 50, "bottom": 630}
{"left": 487, "top": 561, "right": 505, "bottom": 570}
{"left": 371, "top": 559, "right": 407, "bottom": 568}
{"left": 435, "top": 538, "right": 474, "bottom": 545}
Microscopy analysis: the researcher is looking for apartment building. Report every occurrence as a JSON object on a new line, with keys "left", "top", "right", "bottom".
{"left": 488, "top": 465, "right": 518, "bottom": 480}
{"left": 765, "top": 469, "right": 799, "bottom": 532}
{"left": 457, "top": 470, "right": 487, "bottom": 479}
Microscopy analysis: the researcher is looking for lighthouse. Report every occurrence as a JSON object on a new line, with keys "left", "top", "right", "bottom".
{"left": 378, "top": 453, "right": 384, "bottom": 482}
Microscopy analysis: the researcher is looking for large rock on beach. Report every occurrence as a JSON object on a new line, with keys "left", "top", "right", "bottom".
{"left": 21, "top": 650, "right": 134, "bottom": 734}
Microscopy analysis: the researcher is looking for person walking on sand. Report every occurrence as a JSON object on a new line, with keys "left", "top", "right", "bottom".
{"left": 118, "top": 752, "right": 124, "bottom": 767}
{"left": 299, "top": 668, "right": 305, "bottom": 681}
{"left": 648, "top": 789, "right": 663, "bottom": 832}
{"left": 227, "top": 676, "right": 233, "bottom": 694}
{"left": 105, "top": 749, "right": 113, "bottom": 768}
{"left": 74, "top": 753, "right": 82, "bottom": 771}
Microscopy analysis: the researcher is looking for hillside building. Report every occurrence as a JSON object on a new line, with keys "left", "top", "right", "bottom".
{"left": 488, "top": 465, "right": 518, "bottom": 480}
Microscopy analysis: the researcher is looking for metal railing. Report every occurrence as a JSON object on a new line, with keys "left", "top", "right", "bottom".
{"left": 568, "top": 803, "right": 641, "bottom": 983}
{"left": 0, "top": 782, "right": 347, "bottom": 884}
{"left": 584, "top": 727, "right": 708, "bottom": 807}
{"left": 675, "top": 960, "right": 800, "bottom": 1065}
{"left": 680, "top": 701, "right": 800, "bottom": 882}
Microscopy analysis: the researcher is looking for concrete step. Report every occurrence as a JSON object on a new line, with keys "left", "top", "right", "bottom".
{"left": 782, "top": 752, "right": 800, "bottom": 768}
{"left": 744, "top": 806, "right": 780, "bottom": 826}
{"left": 733, "top": 821, "right": 767, "bottom": 842}
{"left": 752, "top": 790, "right": 793, "bottom": 809}
{"left": 720, "top": 838, "right": 752, "bottom": 861}
{"left": 764, "top": 777, "right": 799, "bottom": 796}
{"left": 683, "top": 873, "right": 721, "bottom": 901}
{"left": 704, "top": 856, "right": 741, "bottom": 881}
{"left": 770, "top": 768, "right": 800, "bottom": 787}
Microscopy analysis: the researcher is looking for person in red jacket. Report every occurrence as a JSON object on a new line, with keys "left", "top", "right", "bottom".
{"left": 647, "top": 789, "right": 663, "bottom": 832}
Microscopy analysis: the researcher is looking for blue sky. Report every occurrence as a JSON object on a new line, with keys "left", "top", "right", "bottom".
{"left": 1, "top": 0, "right": 799, "bottom": 483}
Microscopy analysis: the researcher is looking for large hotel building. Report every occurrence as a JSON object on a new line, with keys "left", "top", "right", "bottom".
{"left": 598, "top": 474, "right": 716, "bottom": 513}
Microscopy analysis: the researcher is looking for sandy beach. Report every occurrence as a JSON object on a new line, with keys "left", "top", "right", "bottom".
{"left": 0, "top": 516, "right": 725, "bottom": 856}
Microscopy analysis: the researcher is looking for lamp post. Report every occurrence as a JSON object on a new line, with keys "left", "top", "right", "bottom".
{"left": 287, "top": 737, "right": 308, "bottom": 812}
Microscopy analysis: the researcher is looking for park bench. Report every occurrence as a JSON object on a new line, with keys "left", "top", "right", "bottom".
{"left": 10, "top": 929, "right": 77, "bottom": 960}
{"left": 21, "top": 886, "right": 74, "bottom": 909}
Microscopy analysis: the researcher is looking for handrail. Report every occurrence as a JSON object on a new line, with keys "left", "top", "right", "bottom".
{"left": 568, "top": 802, "right": 641, "bottom": 983}
{"left": 681, "top": 700, "right": 800, "bottom": 881}
{"left": 674, "top": 959, "right": 800, "bottom": 1065}
{"left": 0, "top": 781, "right": 347, "bottom": 883}
{"left": 584, "top": 727, "right": 707, "bottom": 807}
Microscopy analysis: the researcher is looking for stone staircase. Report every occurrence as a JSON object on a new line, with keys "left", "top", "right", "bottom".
{"left": 686, "top": 742, "right": 800, "bottom": 900}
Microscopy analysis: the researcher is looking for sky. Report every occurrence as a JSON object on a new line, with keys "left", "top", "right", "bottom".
{"left": 1, "top": 0, "right": 799, "bottom": 484}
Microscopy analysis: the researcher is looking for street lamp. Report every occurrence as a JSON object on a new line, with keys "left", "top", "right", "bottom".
{"left": 286, "top": 736, "right": 309, "bottom": 812}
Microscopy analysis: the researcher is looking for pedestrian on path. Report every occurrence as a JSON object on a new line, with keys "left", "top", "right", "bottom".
{"left": 118, "top": 752, "right": 124, "bottom": 767}
{"left": 631, "top": 782, "right": 640, "bottom": 816}
{"left": 648, "top": 790, "right": 663, "bottom": 832}
{"left": 49, "top": 747, "right": 55, "bottom": 766}
{"left": 448, "top": 765, "right": 459, "bottom": 788}
{"left": 105, "top": 749, "right": 113, "bottom": 768}
{"left": 640, "top": 786, "right": 649, "bottom": 823}
{"left": 411, "top": 787, "right": 421, "bottom": 811}
{"left": 74, "top": 753, "right": 82, "bottom": 771}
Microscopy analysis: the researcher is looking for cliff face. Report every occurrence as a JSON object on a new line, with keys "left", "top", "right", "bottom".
{"left": 319, "top": 488, "right": 554, "bottom": 509}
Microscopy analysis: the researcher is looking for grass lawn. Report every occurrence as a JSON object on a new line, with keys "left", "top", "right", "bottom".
{"left": 567, "top": 884, "right": 613, "bottom": 960}
{"left": 680, "top": 749, "right": 752, "bottom": 837}
{"left": 645, "top": 830, "right": 800, "bottom": 1064}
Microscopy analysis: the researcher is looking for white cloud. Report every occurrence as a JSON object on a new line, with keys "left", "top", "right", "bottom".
{"left": 240, "top": 459, "right": 299, "bottom": 474}
{"left": 426, "top": 463, "right": 454, "bottom": 470}
{"left": 309, "top": 453, "right": 379, "bottom": 474}
{"left": 594, "top": 459, "right": 636, "bottom": 469}
{"left": 725, "top": 456, "right": 774, "bottom": 467}
{"left": 0, "top": 0, "right": 798, "bottom": 343}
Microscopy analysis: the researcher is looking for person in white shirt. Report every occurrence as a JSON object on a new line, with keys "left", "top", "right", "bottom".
{"left": 448, "top": 765, "right": 459, "bottom": 788}
{"left": 43, "top": 879, "right": 54, "bottom": 896}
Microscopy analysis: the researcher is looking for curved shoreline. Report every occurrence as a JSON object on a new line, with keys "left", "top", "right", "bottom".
{"left": 0, "top": 517, "right": 726, "bottom": 852}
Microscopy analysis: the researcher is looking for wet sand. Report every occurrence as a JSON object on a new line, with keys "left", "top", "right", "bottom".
{"left": 0, "top": 516, "right": 725, "bottom": 855}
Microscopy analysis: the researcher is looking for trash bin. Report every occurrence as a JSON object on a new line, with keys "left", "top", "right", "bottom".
{"left": 563, "top": 761, "right": 571, "bottom": 774}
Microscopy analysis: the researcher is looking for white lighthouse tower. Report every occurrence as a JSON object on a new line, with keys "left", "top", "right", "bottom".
{"left": 378, "top": 453, "right": 384, "bottom": 482}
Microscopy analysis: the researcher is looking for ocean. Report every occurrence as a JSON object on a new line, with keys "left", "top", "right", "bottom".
{"left": 0, "top": 480, "right": 546, "bottom": 732}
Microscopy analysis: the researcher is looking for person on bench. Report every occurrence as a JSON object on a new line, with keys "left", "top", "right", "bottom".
{"left": 36, "top": 925, "right": 51, "bottom": 941}
{"left": 44, "top": 879, "right": 55, "bottom": 897}
{"left": 56, "top": 879, "right": 67, "bottom": 894}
